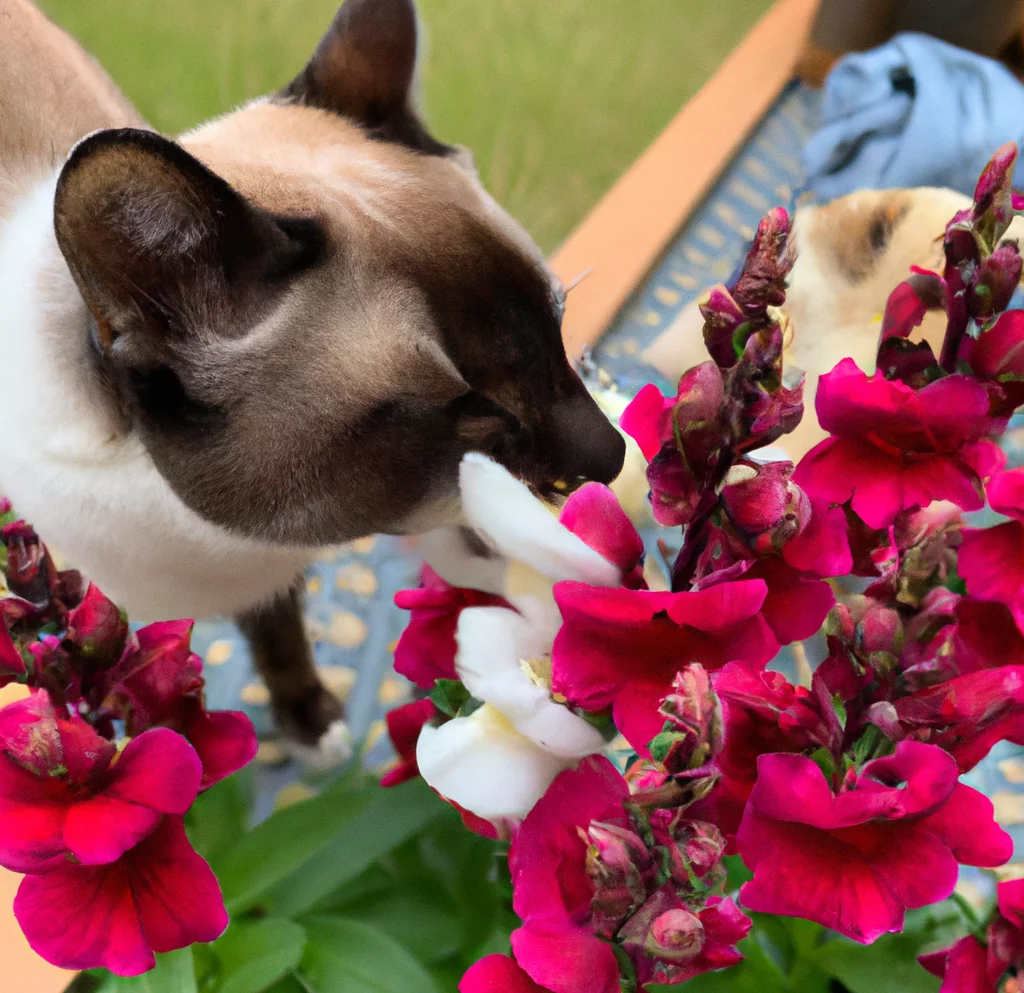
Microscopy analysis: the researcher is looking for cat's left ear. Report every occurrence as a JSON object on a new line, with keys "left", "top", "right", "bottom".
{"left": 282, "top": 0, "right": 449, "bottom": 155}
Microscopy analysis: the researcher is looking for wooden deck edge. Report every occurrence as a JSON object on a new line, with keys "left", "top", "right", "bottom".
{"left": 551, "top": 0, "right": 821, "bottom": 357}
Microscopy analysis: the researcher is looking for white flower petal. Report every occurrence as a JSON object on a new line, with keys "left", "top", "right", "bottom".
{"left": 416, "top": 705, "right": 570, "bottom": 821}
{"left": 513, "top": 703, "right": 607, "bottom": 761}
{"left": 417, "top": 525, "right": 508, "bottom": 595}
{"left": 455, "top": 607, "right": 605, "bottom": 761}
{"left": 459, "top": 453, "right": 621, "bottom": 587}
{"left": 455, "top": 607, "right": 540, "bottom": 705}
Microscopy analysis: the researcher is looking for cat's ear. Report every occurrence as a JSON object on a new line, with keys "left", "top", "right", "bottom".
{"left": 54, "top": 128, "right": 322, "bottom": 359}
{"left": 282, "top": 0, "right": 448, "bottom": 154}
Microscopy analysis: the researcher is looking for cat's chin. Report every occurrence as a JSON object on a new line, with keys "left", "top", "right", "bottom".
{"left": 283, "top": 719, "right": 355, "bottom": 771}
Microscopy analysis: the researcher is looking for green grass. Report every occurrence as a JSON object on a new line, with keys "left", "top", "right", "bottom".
{"left": 40, "top": 0, "right": 774, "bottom": 252}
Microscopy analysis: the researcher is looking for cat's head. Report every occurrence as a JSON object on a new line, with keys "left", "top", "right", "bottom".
{"left": 53, "top": 0, "right": 624, "bottom": 545}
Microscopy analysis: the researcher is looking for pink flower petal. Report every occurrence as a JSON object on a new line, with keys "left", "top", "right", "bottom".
{"left": 393, "top": 567, "right": 507, "bottom": 689}
{"left": 510, "top": 926, "right": 620, "bottom": 993}
{"left": 737, "top": 803, "right": 906, "bottom": 943}
{"left": 460, "top": 955, "right": 552, "bottom": 993}
{"left": 919, "top": 936, "right": 992, "bottom": 993}
{"left": 0, "top": 622, "right": 26, "bottom": 684}
{"left": 381, "top": 698, "right": 437, "bottom": 788}
{"left": 62, "top": 729, "right": 202, "bottom": 865}
{"left": 14, "top": 817, "right": 227, "bottom": 976}
{"left": 551, "top": 582, "right": 773, "bottom": 742}
{"left": 988, "top": 467, "right": 1024, "bottom": 523}
{"left": 612, "top": 680, "right": 674, "bottom": 757}
{"left": 917, "top": 783, "right": 1013, "bottom": 868}
{"left": 664, "top": 580, "right": 768, "bottom": 632}
{"left": 0, "top": 755, "right": 68, "bottom": 872}
{"left": 106, "top": 728, "right": 202, "bottom": 814}
{"left": 63, "top": 798, "right": 162, "bottom": 867}
{"left": 783, "top": 503, "right": 853, "bottom": 578}
{"left": 559, "top": 483, "right": 644, "bottom": 577}
{"left": 998, "top": 879, "right": 1024, "bottom": 929}
{"left": 620, "top": 383, "right": 671, "bottom": 461}
{"left": 747, "top": 558, "right": 835, "bottom": 645}
{"left": 182, "top": 707, "right": 258, "bottom": 789}
{"left": 960, "top": 522, "right": 1024, "bottom": 632}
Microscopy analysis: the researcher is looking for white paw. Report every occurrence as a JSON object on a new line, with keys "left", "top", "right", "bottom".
{"left": 285, "top": 720, "right": 354, "bottom": 771}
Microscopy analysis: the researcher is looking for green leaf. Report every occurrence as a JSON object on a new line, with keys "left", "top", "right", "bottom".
{"left": 260, "top": 979, "right": 308, "bottom": 993}
{"left": 213, "top": 919, "right": 306, "bottom": 993}
{"left": 723, "top": 854, "right": 753, "bottom": 893}
{"left": 213, "top": 779, "right": 374, "bottom": 914}
{"left": 87, "top": 949, "right": 198, "bottom": 993}
{"left": 813, "top": 932, "right": 941, "bottom": 993}
{"left": 341, "top": 892, "right": 462, "bottom": 965}
{"left": 429, "top": 679, "right": 471, "bottom": 718}
{"left": 265, "top": 778, "right": 444, "bottom": 918}
{"left": 187, "top": 769, "right": 253, "bottom": 863}
{"left": 831, "top": 695, "right": 847, "bottom": 731}
{"left": 300, "top": 917, "right": 441, "bottom": 993}
{"left": 807, "top": 748, "right": 836, "bottom": 779}
{"left": 410, "top": 806, "right": 503, "bottom": 955}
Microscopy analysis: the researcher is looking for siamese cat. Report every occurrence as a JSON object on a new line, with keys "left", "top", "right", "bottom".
{"left": 0, "top": 0, "right": 626, "bottom": 759}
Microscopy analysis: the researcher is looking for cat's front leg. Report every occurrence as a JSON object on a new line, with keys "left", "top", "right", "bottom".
{"left": 236, "top": 583, "right": 352, "bottom": 769}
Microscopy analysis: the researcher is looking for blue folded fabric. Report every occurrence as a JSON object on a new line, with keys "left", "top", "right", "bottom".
{"left": 804, "top": 33, "right": 1024, "bottom": 202}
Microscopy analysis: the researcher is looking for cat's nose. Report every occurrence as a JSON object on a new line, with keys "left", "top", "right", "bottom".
{"left": 543, "top": 390, "right": 626, "bottom": 488}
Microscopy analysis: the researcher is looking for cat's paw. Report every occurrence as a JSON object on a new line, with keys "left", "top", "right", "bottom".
{"left": 273, "top": 683, "right": 352, "bottom": 769}
{"left": 284, "top": 719, "right": 354, "bottom": 770}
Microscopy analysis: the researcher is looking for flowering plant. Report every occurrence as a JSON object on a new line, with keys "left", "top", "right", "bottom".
{"left": 0, "top": 503, "right": 258, "bottom": 977}
{"left": 388, "top": 145, "right": 1024, "bottom": 993}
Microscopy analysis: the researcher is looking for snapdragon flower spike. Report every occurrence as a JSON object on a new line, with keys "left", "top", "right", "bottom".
{"left": 509, "top": 757, "right": 748, "bottom": 993}
{"left": 701, "top": 207, "right": 795, "bottom": 370}
{"left": 939, "top": 142, "right": 1022, "bottom": 372}
{"left": 737, "top": 741, "right": 1012, "bottom": 944}
{"left": 0, "top": 692, "right": 202, "bottom": 872}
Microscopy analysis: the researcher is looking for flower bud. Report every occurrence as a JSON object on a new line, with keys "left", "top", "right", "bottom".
{"left": 653, "top": 665, "right": 723, "bottom": 772}
{"left": 584, "top": 821, "right": 652, "bottom": 936}
{"left": 649, "top": 908, "right": 706, "bottom": 962}
{"left": 721, "top": 460, "right": 809, "bottom": 553}
{"left": 647, "top": 450, "right": 702, "bottom": 528}
{"left": 858, "top": 603, "right": 904, "bottom": 656}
